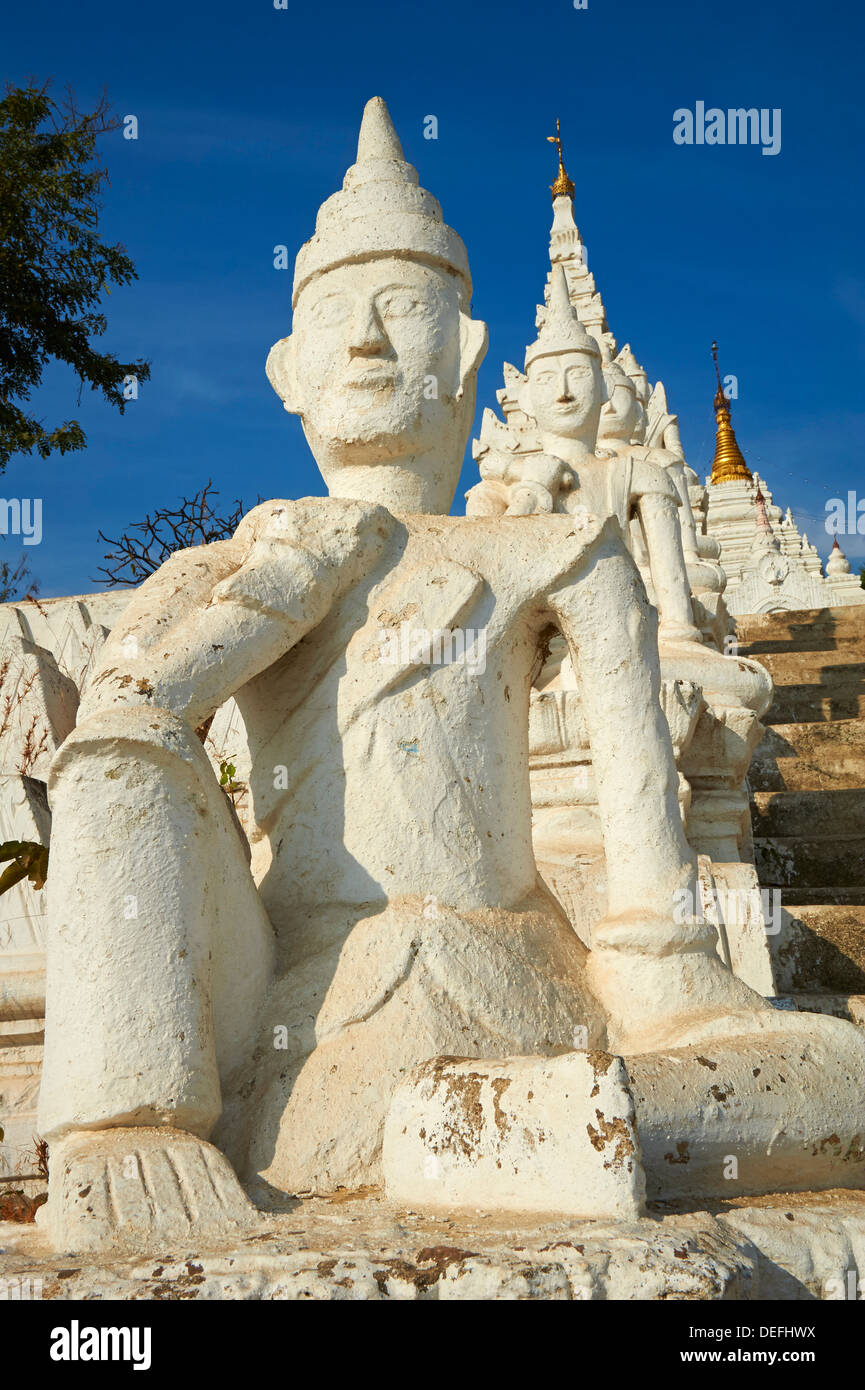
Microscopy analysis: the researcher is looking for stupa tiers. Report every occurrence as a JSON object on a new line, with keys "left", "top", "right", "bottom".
{"left": 704, "top": 344, "right": 863, "bottom": 614}
{"left": 0, "top": 102, "right": 864, "bottom": 1300}
{"left": 472, "top": 133, "right": 733, "bottom": 651}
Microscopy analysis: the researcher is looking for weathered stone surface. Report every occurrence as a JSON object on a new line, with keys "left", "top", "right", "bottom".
{"left": 1, "top": 1188, "right": 863, "bottom": 1300}
{"left": 0, "top": 1039, "right": 42, "bottom": 1177}
{"left": 737, "top": 607, "right": 864, "bottom": 652}
{"left": 720, "top": 1192, "right": 865, "bottom": 1300}
{"left": 382, "top": 1051, "right": 644, "bottom": 1219}
{"left": 752, "top": 788, "right": 865, "bottom": 839}
{"left": 754, "top": 834, "right": 865, "bottom": 891}
{"left": 779, "top": 993, "right": 865, "bottom": 1027}
{"left": 38, "top": 1128, "right": 262, "bottom": 1256}
{"left": 628, "top": 1013, "right": 865, "bottom": 1201}
{"left": 750, "top": 721, "right": 865, "bottom": 793}
{"left": 43, "top": 97, "right": 798, "bottom": 1248}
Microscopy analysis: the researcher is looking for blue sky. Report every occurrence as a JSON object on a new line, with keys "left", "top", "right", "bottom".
{"left": 4, "top": 0, "right": 864, "bottom": 595}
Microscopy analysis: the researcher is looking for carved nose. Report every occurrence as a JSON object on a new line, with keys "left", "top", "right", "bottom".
{"left": 557, "top": 391, "right": 573, "bottom": 403}
{"left": 350, "top": 302, "right": 388, "bottom": 355}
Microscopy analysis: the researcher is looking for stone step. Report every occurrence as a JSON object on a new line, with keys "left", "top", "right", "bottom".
{"left": 744, "top": 652, "right": 865, "bottom": 685}
{"left": 739, "top": 633, "right": 865, "bottom": 661}
{"left": 790, "top": 902, "right": 865, "bottom": 930}
{"left": 763, "top": 685, "right": 865, "bottom": 726}
{"left": 736, "top": 606, "right": 865, "bottom": 650}
{"left": 749, "top": 719, "right": 865, "bottom": 790}
{"left": 772, "top": 904, "right": 865, "bottom": 994}
{"left": 780, "top": 886, "right": 865, "bottom": 906}
{"left": 751, "top": 788, "right": 865, "bottom": 838}
{"left": 754, "top": 835, "right": 865, "bottom": 890}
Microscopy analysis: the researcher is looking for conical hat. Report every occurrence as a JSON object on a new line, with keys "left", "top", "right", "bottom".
{"left": 292, "top": 97, "right": 471, "bottom": 307}
{"left": 525, "top": 266, "right": 600, "bottom": 368}
{"left": 616, "top": 344, "right": 649, "bottom": 403}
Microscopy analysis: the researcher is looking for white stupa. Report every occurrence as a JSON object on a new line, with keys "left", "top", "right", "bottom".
{"left": 703, "top": 344, "right": 864, "bottom": 614}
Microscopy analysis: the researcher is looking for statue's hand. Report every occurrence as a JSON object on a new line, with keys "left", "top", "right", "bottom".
{"left": 215, "top": 498, "right": 393, "bottom": 617}
{"left": 484, "top": 453, "right": 575, "bottom": 516}
{"left": 264, "top": 497, "right": 393, "bottom": 599}
{"left": 465, "top": 479, "right": 508, "bottom": 517}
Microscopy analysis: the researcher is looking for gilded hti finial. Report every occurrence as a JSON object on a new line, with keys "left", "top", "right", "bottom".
{"left": 710, "top": 340, "right": 752, "bottom": 485}
{"left": 547, "top": 118, "right": 575, "bottom": 201}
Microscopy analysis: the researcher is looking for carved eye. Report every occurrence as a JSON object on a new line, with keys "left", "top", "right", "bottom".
{"left": 310, "top": 294, "right": 353, "bottom": 326}
{"left": 377, "top": 289, "right": 425, "bottom": 318}
{"left": 535, "top": 371, "right": 556, "bottom": 385}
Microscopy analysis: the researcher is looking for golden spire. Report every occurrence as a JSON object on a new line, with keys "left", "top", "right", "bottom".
{"left": 547, "top": 118, "right": 575, "bottom": 201}
{"left": 710, "top": 340, "right": 752, "bottom": 485}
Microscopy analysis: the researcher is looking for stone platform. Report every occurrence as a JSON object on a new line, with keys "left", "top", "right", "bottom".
{"left": 1, "top": 1188, "right": 863, "bottom": 1300}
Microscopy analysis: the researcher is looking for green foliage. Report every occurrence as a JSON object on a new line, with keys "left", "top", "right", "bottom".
{"left": 0, "top": 81, "right": 150, "bottom": 470}
{"left": 859, "top": 564, "right": 864, "bottom": 591}
{"left": 219, "top": 759, "right": 239, "bottom": 791}
{"left": 219, "top": 759, "right": 245, "bottom": 808}
{"left": 0, "top": 839, "right": 48, "bottom": 895}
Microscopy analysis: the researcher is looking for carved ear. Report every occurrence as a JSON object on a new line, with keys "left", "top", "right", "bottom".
{"left": 266, "top": 335, "right": 301, "bottom": 414}
{"left": 457, "top": 314, "right": 488, "bottom": 400}
{"left": 516, "top": 377, "right": 534, "bottom": 419}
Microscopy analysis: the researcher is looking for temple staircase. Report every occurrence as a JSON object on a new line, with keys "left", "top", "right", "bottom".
{"left": 737, "top": 605, "right": 865, "bottom": 1020}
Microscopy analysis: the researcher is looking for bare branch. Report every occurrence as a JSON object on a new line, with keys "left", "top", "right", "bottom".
{"left": 93, "top": 480, "right": 261, "bottom": 587}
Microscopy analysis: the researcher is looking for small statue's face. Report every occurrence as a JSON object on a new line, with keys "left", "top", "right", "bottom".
{"left": 526, "top": 351, "right": 603, "bottom": 441}
{"left": 599, "top": 381, "right": 646, "bottom": 443}
{"left": 291, "top": 257, "right": 462, "bottom": 463}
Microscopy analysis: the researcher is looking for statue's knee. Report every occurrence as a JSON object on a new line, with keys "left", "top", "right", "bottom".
{"left": 50, "top": 705, "right": 218, "bottom": 811}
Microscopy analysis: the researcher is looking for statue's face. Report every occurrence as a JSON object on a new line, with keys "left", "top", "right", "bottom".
{"left": 526, "top": 350, "right": 603, "bottom": 441}
{"left": 599, "top": 380, "right": 646, "bottom": 442}
{"left": 291, "top": 256, "right": 463, "bottom": 464}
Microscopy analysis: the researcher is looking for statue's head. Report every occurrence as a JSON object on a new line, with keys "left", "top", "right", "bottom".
{"left": 599, "top": 356, "right": 646, "bottom": 444}
{"left": 616, "top": 343, "right": 649, "bottom": 406}
{"left": 518, "top": 266, "right": 606, "bottom": 449}
{"left": 267, "top": 98, "right": 487, "bottom": 513}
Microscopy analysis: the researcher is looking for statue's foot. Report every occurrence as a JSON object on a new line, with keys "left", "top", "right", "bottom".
{"left": 39, "top": 1127, "right": 263, "bottom": 1255}
{"left": 587, "top": 919, "right": 771, "bottom": 1055}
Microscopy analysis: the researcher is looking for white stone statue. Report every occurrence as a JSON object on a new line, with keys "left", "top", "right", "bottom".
{"left": 34, "top": 100, "right": 865, "bottom": 1251}
{"left": 35, "top": 98, "right": 686, "bottom": 1249}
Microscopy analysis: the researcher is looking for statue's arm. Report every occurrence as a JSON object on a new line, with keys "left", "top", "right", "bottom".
{"left": 630, "top": 460, "right": 702, "bottom": 643}
{"left": 82, "top": 542, "right": 334, "bottom": 729}
{"left": 83, "top": 499, "right": 391, "bottom": 729}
